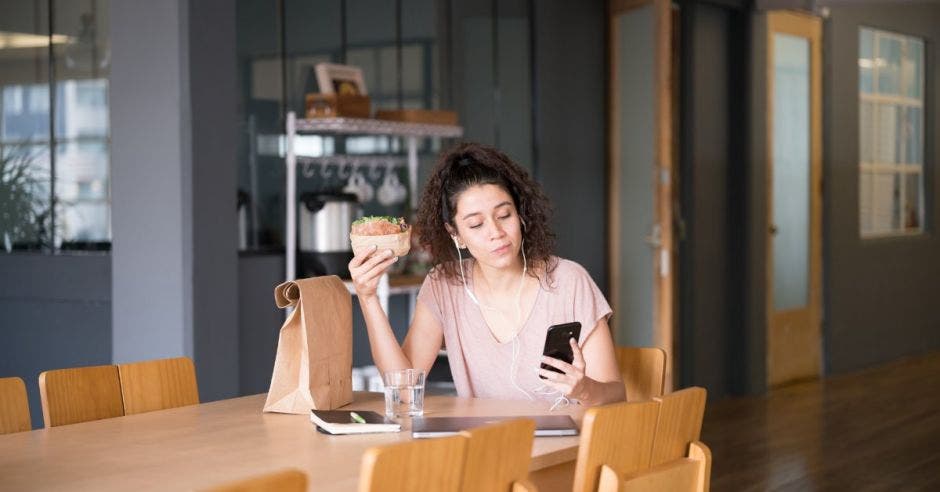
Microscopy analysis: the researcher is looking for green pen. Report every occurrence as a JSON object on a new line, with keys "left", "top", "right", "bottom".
{"left": 350, "top": 411, "right": 367, "bottom": 424}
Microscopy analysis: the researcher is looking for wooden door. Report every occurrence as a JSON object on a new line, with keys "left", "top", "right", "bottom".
{"left": 608, "top": 0, "right": 676, "bottom": 391}
{"left": 765, "top": 11, "right": 823, "bottom": 387}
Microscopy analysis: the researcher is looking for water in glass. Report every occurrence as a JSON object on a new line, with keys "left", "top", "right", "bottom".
{"left": 383, "top": 369, "right": 425, "bottom": 418}
{"left": 384, "top": 383, "right": 425, "bottom": 417}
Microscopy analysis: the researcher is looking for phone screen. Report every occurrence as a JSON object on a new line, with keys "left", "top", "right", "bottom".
{"left": 539, "top": 322, "right": 582, "bottom": 379}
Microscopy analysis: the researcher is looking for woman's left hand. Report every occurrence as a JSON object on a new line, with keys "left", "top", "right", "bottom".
{"left": 539, "top": 338, "right": 590, "bottom": 400}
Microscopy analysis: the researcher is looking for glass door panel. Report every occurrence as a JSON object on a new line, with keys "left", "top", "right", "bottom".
{"left": 771, "top": 33, "right": 810, "bottom": 312}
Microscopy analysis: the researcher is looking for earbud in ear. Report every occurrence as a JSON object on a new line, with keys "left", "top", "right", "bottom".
{"left": 452, "top": 236, "right": 461, "bottom": 249}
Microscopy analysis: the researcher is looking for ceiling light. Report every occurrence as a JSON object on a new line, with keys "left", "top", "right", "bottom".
{"left": 0, "top": 31, "right": 74, "bottom": 50}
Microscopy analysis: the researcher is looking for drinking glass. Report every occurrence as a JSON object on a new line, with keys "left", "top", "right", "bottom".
{"left": 383, "top": 369, "right": 425, "bottom": 418}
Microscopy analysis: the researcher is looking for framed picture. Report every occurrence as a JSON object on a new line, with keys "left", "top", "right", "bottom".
{"left": 315, "top": 63, "right": 368, "bottom": 96}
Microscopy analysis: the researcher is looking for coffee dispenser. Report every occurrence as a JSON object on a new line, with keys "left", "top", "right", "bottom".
{"left": 298, "top": 192, "right": 360, "bottom": 278}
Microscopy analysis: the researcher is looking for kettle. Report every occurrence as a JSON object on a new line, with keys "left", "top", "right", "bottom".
{"left": 298, "top": 191, "right": 361, "bottom": 278}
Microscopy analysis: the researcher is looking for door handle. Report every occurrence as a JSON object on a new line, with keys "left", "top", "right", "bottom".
{"left": 769, "top": 224, "right": 778, "bottom": 235}
{"left": 644, "top": 224, "right": 662, "bottom": 248}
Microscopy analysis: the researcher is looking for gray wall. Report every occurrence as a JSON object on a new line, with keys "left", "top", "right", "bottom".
{"left": 745, "top": 11, "right": 770, "bottom": 394}
{"left": 821, "top": 2, "right": 940, "bottom": 373}
{"left": 111, "top": 0, "right": 239, "bottom": 401}
{"left": 237, "top": 254, "right": 282, "bottom": 395}
{"left": 189, "top": 0, "right": 240, "bottom": 401}
{"left": 679, "top": 1, "right": 744, "bottom": 398}
{"left": 532, "top": 0, "right": 607, "bottom": 286}
{"left": 110, "top": 0, "right": 193, "bottom": 364}
{"left": 0, "top": 254, "right": 111, "bottom": 428}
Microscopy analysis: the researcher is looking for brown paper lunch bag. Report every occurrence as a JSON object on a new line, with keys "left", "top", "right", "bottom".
{"left": 263, "top": 275, "right": 353, "bottom": 414}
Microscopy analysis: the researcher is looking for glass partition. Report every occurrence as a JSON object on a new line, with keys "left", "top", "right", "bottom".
{"left": 1, "top": 0, "right": 110, "bottom": 252}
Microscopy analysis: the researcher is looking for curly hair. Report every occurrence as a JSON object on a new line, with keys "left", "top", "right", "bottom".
{"left": 415, "top": 142, "right": 558, "bottom": 284}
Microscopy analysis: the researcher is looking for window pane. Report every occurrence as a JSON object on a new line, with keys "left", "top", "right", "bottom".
{"left": 877, "top": 34, "right": 902, "bottom": 95}
{"left": 402, "top": 0, "right": 437, "bottom": 107}
{"left": 902, "top": 106, "right": 922, "bottom": 164}
{"left": 874, "top": 103, "right": 897, "bottom": 163}
{"left": 859, "top": 27, "right": 925, "bottom": 237}
{"left": 869, "top": 172, "right": 899, "bottom": 234}
{"left": 859, "top": 171, "right": 872, "bottom": 233}
{"left": 55, "top": 140, "right": 109, "bottom": 241}
{"left": 859, "top": 100, "right": 874, "bottom": 163}
{"left": 2, "top": 84, "right": 49, "bottom": 141}
{"left": 859, "top": 29, "right": 874, "bottom": 94}
{"left": 55, "top": 79, "right": 109, "bottom": 139}
{"left": 53, "top": 0, "right": 110, "bottom": 246}
{"left": 285, "top": 0, "right": 341, "bottom": 116}
{"left": 237, "top": 0, "right": 284, "bottom": 250}
{"left": 0, "top": 1, "right": 52, "bottom": 251}
{"left": 903, "top": 38, "right": 923, "bottom": 99}
{"left": 0, "top": 144, "right": 51, "bottom": 250}
{"left": 237, "top": 0, "right": 446, "bottom": 251}
{"left": 903, "top": 172, "right": 921, "bottom": 230}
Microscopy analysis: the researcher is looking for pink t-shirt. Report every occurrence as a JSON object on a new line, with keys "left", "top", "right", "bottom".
{"left": 417, "top": 257, "right": 612, "bottom": 401}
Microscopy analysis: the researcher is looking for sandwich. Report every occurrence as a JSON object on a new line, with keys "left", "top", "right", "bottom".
{"left": 349, "top": 216, "right": 411, "bottom": 257}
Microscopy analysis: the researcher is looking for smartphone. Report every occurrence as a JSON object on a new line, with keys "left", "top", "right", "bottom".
{"left": 539, "top": 322, "right": 582, "bottom": 379}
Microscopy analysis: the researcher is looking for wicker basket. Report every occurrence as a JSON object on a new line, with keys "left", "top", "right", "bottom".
{"left": 305, "top": 93, "right": 371, "bottom": 118}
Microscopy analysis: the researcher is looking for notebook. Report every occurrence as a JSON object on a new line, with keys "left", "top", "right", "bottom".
{"left": 411, "top": 415, "right": 579, "bottom": 438}
{"left": 310, "top": 410, "right": 401, "bottom": 435}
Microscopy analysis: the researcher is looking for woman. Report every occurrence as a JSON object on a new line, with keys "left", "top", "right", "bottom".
{"left": 349, "top": 143, "right": 625, "bottom": 407}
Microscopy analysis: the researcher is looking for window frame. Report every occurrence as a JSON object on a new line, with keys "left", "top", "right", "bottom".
{"left": 858, "top": 26, "right": 927, "bottom": 239}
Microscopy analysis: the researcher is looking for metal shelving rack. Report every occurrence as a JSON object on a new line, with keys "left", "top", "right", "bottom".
{"left": 284, "top": 111, "right": 463, "bottom": 313}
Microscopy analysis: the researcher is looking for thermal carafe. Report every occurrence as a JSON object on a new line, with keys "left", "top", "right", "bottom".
{"left": 298, "top": 192, "right": 360, "bottom": 278}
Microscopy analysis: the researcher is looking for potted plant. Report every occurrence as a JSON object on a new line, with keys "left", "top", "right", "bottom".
{"left": 0, "top": 146, "right": 53, "bottom": 252}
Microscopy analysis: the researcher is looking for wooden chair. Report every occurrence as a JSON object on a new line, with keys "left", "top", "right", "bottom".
{"left": 650, "top": 387, "right": 707, "bottom": 466}
{"left": 0, "top": 376, "right": 32, "bottom": 434}
{"left": 572, "top": 400, "right": 661, "bottom": 492}
{"left": 358, "top": 435, "right": 468, "bottom": 492}
{"left": 460, "top": 419, "right": 538, "bottom": 492}
{"left": 118, "top": 356, "right": 200, "bottom": 415}
{"left": 202, "top": 468, "right": 308, "bottom": 492}
{"left": 597, "top": 441, "right": 711, "bottom": 492}
{"left": 614, "top": 347, "right": 666, "bottom": 401}
{"left": 39, "top": 364, "right": 124, "bottom": 427}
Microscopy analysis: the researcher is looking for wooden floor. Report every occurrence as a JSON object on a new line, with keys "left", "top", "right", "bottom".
{"left": 702, "top": 351, "right": 940, "bottom": 491}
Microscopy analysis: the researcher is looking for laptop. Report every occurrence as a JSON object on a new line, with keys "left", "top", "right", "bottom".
{"left": 411, "top": 415, "right": 579, "bottom": 439}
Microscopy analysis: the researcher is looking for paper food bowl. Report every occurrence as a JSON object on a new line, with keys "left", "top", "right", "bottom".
{"left": 350, "top": 230, "right": 412, "bottom": 257}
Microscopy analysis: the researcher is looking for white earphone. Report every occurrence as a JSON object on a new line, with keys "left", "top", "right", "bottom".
{"left": 452, "top": 231, "right": 534, "bottom": 400}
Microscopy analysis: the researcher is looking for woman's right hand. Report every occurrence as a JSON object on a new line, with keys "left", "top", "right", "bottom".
{"left": 348, "top": 246, "right": 398, "bottom": 299}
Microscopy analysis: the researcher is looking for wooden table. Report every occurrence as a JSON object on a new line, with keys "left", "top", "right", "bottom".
{"left": 0, "top": 392, "right": 584, "bottom": 491}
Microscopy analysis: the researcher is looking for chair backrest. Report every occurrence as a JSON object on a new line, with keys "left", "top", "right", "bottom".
{"left": 650, "top": 387, "right": 707, "bottom": 466}
{"left": 614, "top": 347, "right": 666, "bottom": 401}
{"left": 359, "top": 434, "right": 467, "bottom": 492}
{"left": 118, "top": 356, "right": 200, "bottom": 415}
{"left": 202, "top": 468, "right": 308, "bottom": 492}
{"left": 0, "top": 376, "right": 32, "bottom": 434}
{"left": 572, "top": 400, "right": 661, "bottom": 492}
{"left": 39, "top": 364, "right": 124, "bottom": 427}
{"left": 597, "top": 441, "right": 711, "bottom": 492}
{"left": 460, "top": 418, "right": 536, "bottom": 492}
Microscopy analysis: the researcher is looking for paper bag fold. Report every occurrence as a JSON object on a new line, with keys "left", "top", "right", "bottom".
{"left": 263, "top": 275, "right": 353, "bottom": 414}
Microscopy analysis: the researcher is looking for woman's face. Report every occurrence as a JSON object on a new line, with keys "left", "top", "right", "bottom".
{"left": 451, "top": 183, "right": 523, "bottom": 270}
